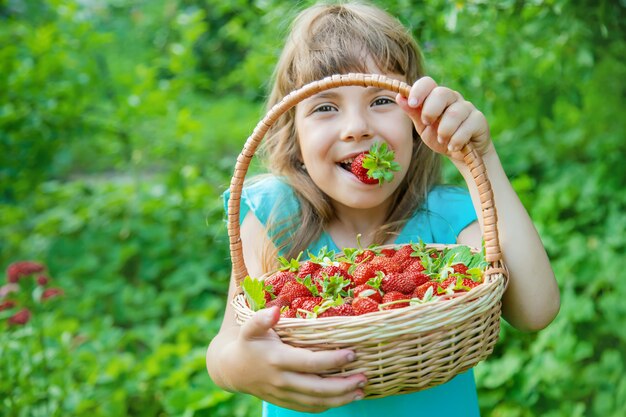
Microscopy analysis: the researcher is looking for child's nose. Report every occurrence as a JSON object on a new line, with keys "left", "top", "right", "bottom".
{"left": 340, "top": 110, "right": 373, "bottom": 142}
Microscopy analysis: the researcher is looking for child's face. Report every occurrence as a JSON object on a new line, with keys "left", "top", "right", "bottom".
{"left": 294, "top": 73, "right": 414, "bottom": 211}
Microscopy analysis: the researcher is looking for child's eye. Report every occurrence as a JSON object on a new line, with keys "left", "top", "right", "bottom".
{"left": 372, "top": 97, "right": 395, "bottom": 106}
{"left": 313, "top": 104, "right": 337, "bottom": 113}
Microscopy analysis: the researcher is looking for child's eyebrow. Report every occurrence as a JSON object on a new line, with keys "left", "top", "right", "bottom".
{"left": 308, "top": 87, "right": 391, "bottom": 100}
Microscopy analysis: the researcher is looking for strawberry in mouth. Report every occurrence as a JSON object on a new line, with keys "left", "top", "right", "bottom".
{"left": 346, "top": 143, "right": 400, "bottom": 185}
{"left": 338, "top": 158, "right": 354, "bottom": 173}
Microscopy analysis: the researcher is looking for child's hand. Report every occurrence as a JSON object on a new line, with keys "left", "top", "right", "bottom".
{"left": 220, "top": 307, "right": 366, "bottom": 413}
{"left": 396, "top": 77, "right": 493, "bottom": 161}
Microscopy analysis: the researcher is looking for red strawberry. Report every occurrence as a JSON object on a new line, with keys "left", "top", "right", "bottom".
{"left": 413, "top": 281, "right": 439, "bottom": 300}
{"left": 405, "top": 270, "right": 430, "bottom": 287}
{"left": 318, "top": 304, "right": 355, "bottom": 318}
{"left": 452, "top": 263, "right": 469, "bottom": 275}
{"left": 350, "top": 143, "right": 400, "bottom": 185}
{"left": 266, "top": 295, "right": 291, "bottom": 309}
{"left": 297, "top": 261, "right": 321, "bottom": 279}
{"left": 355, "top": 249, "right": 376, "bottom": 264}
{"left": 352, "top": 284, "right": 383, "bottom": 303}
{"left": 381, "top": 291, "right": 410, "bottom": 310}
{"left": 369, "top": 256, "right": 401, "bottom": 274}
{"left": 352, "top": 297, "right": 380, "bottom": 315}
{"left": 292, "top": 296, "right": 323, "bottom": 311}
{"left": 393, "top": 244, "right": 415, "bottom": 262}
{"left": 405, "top": 259, "right": 426, "bottom": 274}
{"left": 352, "top": 263, "right": 378, "bottom": 286}
{"left": 461, "top": 278, "right": 482, "bottom": 289}
{"left": 338, "top": 261, "right": 352, "bottom": 274}
{"left": 440, "top": 277, "right": 457, "bottom": 292}
{"left": 351, "top": 152, "right": 378, "bottom": 184}
{"left": 380, "top": 248, "right": 396, "bottom": 257}
{"left": 280, "top": 307, "right": 297, "bottom": 318}
{"left": 265, "top": 271, "right": 296, "bottom": 295}
{"left": 315, "top": 265, "right": 349, "bottom": 280}
{"left": 381, "top": 272, "right": 417, "bottom": 294}
{"left": 278, "top": 281, "right": 312, "bottom": 303}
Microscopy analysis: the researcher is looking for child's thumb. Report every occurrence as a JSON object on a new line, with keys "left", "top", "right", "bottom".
{"left": 240, "top": 306, "right": 280, "bottom": 340}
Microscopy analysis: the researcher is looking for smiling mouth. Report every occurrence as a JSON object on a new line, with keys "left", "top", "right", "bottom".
{"left": 338, "top": 157, "right": 354, "bottom": 172}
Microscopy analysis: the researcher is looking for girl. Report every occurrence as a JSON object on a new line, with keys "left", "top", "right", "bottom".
{"left": 207, "top": 2, "right": 560, "bottom": 416}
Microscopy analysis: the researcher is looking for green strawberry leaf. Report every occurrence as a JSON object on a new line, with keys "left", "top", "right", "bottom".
{"left": 241, "top": 276, "right": 267, "bottom": 311}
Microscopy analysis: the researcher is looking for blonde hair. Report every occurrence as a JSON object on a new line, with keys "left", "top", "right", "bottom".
{"left": 258, "top": 1, "right": 441, "bottom": 268}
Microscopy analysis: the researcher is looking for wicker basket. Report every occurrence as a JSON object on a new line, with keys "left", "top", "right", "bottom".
{"left": 228, "top": 73, "right": 508, "bottom": 399}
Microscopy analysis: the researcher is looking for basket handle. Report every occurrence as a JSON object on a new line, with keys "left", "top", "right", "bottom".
{"left": 228, "top": 73, "right": 502, "bottom": 286}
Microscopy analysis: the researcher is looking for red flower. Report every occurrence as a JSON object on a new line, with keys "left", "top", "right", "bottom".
{"left": 8, "top": 308, "right": 31, "bottom": 325}
{"left": 0, "top": 300, "right": 16, "bottom": 311}
{"left": 37, "top": 274, "right": 50, "bottom": 286}
{"left": 6, "top": 261, "right": 46, "bottom": 283}
{"left": 42, "top": 288, "right": 64, "bottom": 301}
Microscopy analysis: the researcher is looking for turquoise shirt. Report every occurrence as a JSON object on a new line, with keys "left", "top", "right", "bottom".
{"left": 224, "top": 176, "right": 480, "bottom": 417}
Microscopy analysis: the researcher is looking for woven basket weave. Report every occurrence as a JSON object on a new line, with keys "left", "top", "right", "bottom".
{"left": 228, "top": 73, "right": 508, "bottom": 399}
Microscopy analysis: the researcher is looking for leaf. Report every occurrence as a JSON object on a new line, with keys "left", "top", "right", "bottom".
{"left": 241, "top": 276, "right": 266, "bottom": 311}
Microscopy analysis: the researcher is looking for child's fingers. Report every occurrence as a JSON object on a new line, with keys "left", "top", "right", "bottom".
{"left": 239, "top": 306, "right": 280, "bottom": 340}
{"left": 283, "top": 372, "right": 365, "bottom": 398}
{"left": 266, "top": 383, "right": 363, "bottom": 413}
{"left": 421, "top": 86, "right": 464, "bottom": 127}
{"left": 447, "top": 109, "right": 490, "bottom": 152}
{"left": 406, "top": 76, "right": 437, "bottom": 110}
{"left": 436, "top": 100, "right": 473, "bottom": 147}
{"left": 269, "top": 373, "right": 365, "bottom": 413}
{"left": 277, "top": 345, "right": 356, "bottom": 373}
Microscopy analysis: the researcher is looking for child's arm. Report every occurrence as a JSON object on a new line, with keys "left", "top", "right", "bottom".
{"left": 207, "top": 213, "right": 366, "bottom": 412}
{"left": 397, "top": 77, "right": 560, "bottom": 332}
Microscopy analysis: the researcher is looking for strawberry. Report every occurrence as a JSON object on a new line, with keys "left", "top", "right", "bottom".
{"left": 393, "top": 244, "right": 415, "bottom": 262}
{"left": 406, "top": 270, "right": 430, "bottom": 287}
{"left": 317, "top": 304, "right": 355, "bottom": 318}
{"left": 369, "top": 256, "right": 401, "bottom": 274}
{"left": 355, "top": 249, "right": 376, "bottom": 264}
{"left": 350, "top": 142, "right": 400, "bottom": 185}
{"left": 379, "top": 248, "right": 396, "bottom": 257}
{"left": 405, "top": 259, "right": 426, "bottom": 274}
{"left": 265, "top": 271, "right": 296, "bottom": 295}
{"left": 280, "top": 307, "right": 297, "bottom": 318}
{"left": 315, "top": 265, "right": 350, "bottom": 281}
{"left": 266, "top": 295, "right": 291, "bottom": 309}
{"left": 292, "top": 296, "right": 323, "bottom": 312}
{"left": 452, "top": 263, "right": 469, "bottom": 275}
{"left": 338, "top": 261, "right": 352, "bottom": 274}
{"left": 461, "top": 278, "right": 482, "bottom": 289}
{"left": 352, "top": 284, "right": 383, "bottom": 303}
{"left": 297, "top": 260, "right": 321, "bottom": 279}
{"left": 381, "top": 291, "right": 410, "bottom": 310}
{"left": 352, "top": 262, "right": 378, "bottom": 286}
{"left": 351, "top": 152, "right": 379, "bottom": 184}
{"left": 381, "top": 272, "right": 417, "bottom": 294}
{"left": 413, "top": 281, "right": 439, "bottom": 300}
{"left": 352, "top": 297, "right": 380, "bottom": 315}
{"left": 278, "top": 281, "right": 313, "bottom": 303}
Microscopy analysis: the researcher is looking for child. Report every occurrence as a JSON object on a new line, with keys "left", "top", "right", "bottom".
{"left": 207, "top": 2, "right": 560, "bottom": 416}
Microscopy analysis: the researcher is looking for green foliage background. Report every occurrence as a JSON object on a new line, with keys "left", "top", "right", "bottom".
{"left": 1, "top": 0, "right": 624, "bottom": 416}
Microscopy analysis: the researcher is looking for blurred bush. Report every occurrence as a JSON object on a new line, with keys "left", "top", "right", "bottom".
{"left": 0, "top": 0, "right": 624, "bottom": 416}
